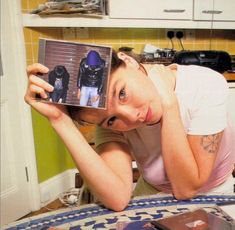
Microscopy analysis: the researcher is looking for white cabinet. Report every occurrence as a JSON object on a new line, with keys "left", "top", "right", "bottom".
{"left": 194, "top": 0, "right": 235, "bottom": 21}
{"left": 22, "top": 0, "right": 235, "bottom": 29}
{"left": 108, "top": 0, "right": 193, "bottom": 20}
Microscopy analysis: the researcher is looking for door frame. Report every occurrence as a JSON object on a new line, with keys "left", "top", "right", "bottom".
{"left": 1, "top": 0, "right": 41, "bottom": 212}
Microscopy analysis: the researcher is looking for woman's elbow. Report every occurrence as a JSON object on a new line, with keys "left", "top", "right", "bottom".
{"left": 105, "top": 196, "right": 130, "bottom": 212}
{"left": 110, "top": 202, "right": 129, "bottom": 212}
{"left": 101, "top": 189, "right": 132, "bottom": 212}
{"left": 172, "top": 179, "right": 207, "bottom": 200}
{"left": 173, "top": 188, "right": 198, "bottom": 200}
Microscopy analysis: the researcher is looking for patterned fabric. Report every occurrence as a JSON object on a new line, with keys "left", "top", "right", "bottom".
{"left": 3, "top": 194, "right": 235, "bottom": 230}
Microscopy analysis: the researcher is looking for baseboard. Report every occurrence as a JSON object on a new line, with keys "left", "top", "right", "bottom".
{"left": 39, "top": 168, "right": 78, "bottom": 206}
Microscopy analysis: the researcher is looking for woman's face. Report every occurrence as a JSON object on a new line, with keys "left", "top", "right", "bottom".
{"left": 78, "top": 58, "right": 163, "bottom": 131}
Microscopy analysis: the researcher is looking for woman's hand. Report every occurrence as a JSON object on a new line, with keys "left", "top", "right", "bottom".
{"left": 24, "top": 63, "right": 68, "bottom": 123}
{"left": 147, "top": 64, "right": 177, "bottom": 109}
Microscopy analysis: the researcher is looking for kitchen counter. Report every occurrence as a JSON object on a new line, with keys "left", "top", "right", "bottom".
{"left": 223, "top": 72, "right": 235, "bottom": 82}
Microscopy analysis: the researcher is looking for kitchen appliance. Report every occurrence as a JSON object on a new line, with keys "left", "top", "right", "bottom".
{"left": 172, "top": 50, "right": 232, "bottom": 73}
{"left": 140, "top": 44, "right": 176, "bottom": 65}
{"left": 228, "top": 55, "right": 235, "bottom": 73}
{"left": 140, "top": 49, "right": 175, "bottom": 65}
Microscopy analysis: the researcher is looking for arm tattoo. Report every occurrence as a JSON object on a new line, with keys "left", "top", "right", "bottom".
{"left": 200, "top": 134, "right": 221, "bottom": 153}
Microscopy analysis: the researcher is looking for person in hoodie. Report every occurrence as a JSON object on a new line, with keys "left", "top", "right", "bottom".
{"left": 77, "top": 50, "right": 105, "bottom": 107}
{"left": 48, "top": 65, "right": 70, "bottom": 103}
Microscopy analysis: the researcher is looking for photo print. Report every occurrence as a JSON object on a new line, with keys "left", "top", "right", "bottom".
{"left": 38, "top": 38, "right": 112, "bottom": 109}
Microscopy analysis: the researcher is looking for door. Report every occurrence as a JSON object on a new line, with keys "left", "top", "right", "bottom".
{"left": 0, "top": 0, "right": 40, "bottom": 226}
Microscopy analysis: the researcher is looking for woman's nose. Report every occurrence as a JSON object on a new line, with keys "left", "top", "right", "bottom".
{"left": 117, "top": 106, "right": 141, "bottom": 123}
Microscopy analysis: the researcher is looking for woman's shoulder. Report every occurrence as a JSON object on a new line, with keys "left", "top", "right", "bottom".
{"left": 178, "top": 65, "right": 225, "bottom": 80}
{"left": 176, "top": 65, "right": 227, "bottom": 90}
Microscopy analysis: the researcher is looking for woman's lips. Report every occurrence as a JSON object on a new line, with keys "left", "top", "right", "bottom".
{"left": 144, "top": 107, "right": 152, "bottom": 123}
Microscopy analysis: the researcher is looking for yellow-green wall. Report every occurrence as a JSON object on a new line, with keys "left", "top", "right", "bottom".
{"left": 31, "top": 110, "right": 75, "bottom": 182}
{"left": 22, "top": 0, "right": 235, "bottom": 183}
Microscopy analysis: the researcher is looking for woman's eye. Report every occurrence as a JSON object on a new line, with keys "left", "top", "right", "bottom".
{"left": 107, "top": 116, "right": 116, "bottom": 127}
{"left": 119, "top": 88, "right": 127, "bottom": 101}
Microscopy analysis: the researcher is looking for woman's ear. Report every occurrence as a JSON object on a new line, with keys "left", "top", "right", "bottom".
{"left": 117, "top": 52, "right": 139, "bottom": 69}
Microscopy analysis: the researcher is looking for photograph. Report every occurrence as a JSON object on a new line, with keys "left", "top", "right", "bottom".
{"left": 38, "top": 38, "right": 112, "bottom": 109}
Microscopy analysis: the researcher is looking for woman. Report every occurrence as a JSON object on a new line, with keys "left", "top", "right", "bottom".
{"left": 25, "top": 51, "right": 235, "bottom": 211}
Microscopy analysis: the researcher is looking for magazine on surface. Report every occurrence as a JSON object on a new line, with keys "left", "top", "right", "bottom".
{"left": 116, "top": 208, "right": 234, "bottom": 230}
{"left": 38, "top": 38, "right": 112, "bottom": 109}
{"left": 216, "top": 201, "right": 235, "bottom": 221}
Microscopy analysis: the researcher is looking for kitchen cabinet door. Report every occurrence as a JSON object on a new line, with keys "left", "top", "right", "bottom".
{"left": 194, "top": 0, "right": 235, "bottom": 21}
{"left": 108, "top": 0, "right": 193, "bottom": 20}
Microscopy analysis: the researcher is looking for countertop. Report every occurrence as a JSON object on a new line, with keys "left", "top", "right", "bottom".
{"left": 223, "top": 72, "right": 235, "bottom": 82}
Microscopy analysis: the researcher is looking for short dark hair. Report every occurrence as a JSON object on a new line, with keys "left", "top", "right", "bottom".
{"left": 110, "top": 49, "right": 124, "bottom": 72}
{"left": 67, "top": 106, "right": 82, "bottom": 125}
{"left": 111, "top": 48, "right": 141, "bottom": 72}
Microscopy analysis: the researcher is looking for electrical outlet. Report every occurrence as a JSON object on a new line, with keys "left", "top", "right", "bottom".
{"left": 165, "top": 29, "right": 177, "bottom": 50}
{"left": 62, "top": 27, "right": 76, "bottom": 39}
{"left": 76, "top": 28, "right": 89, "bottom": 39}
{"left": 185, "top": 29, "right": 195, "bottom": 40}
{"left": 165, "top": 29, "right": 176, "bottom": 39}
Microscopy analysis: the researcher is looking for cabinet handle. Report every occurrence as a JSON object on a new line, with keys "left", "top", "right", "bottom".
{"left": 202, "top": 10, "right": 223, "bottom": 14}
{"left": 163, "top": 9, "right": 185, "bottom": 13}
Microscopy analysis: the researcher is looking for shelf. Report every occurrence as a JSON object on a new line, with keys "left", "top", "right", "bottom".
{"left": 22, "top": 14, "right": 235, "bottom": 29}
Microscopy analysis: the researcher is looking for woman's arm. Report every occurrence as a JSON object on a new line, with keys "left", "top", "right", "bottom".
{"left": 148, "top": 65, "right": 223, "bottom": 199}
{"left": 160, "top": 101, "right": 222, "bottom": 199}
{"left": 51, "top": 116, "right": 133, "bottom": 211}
{"left": 25, "top": 63, "right": 133, "bottom": 211}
